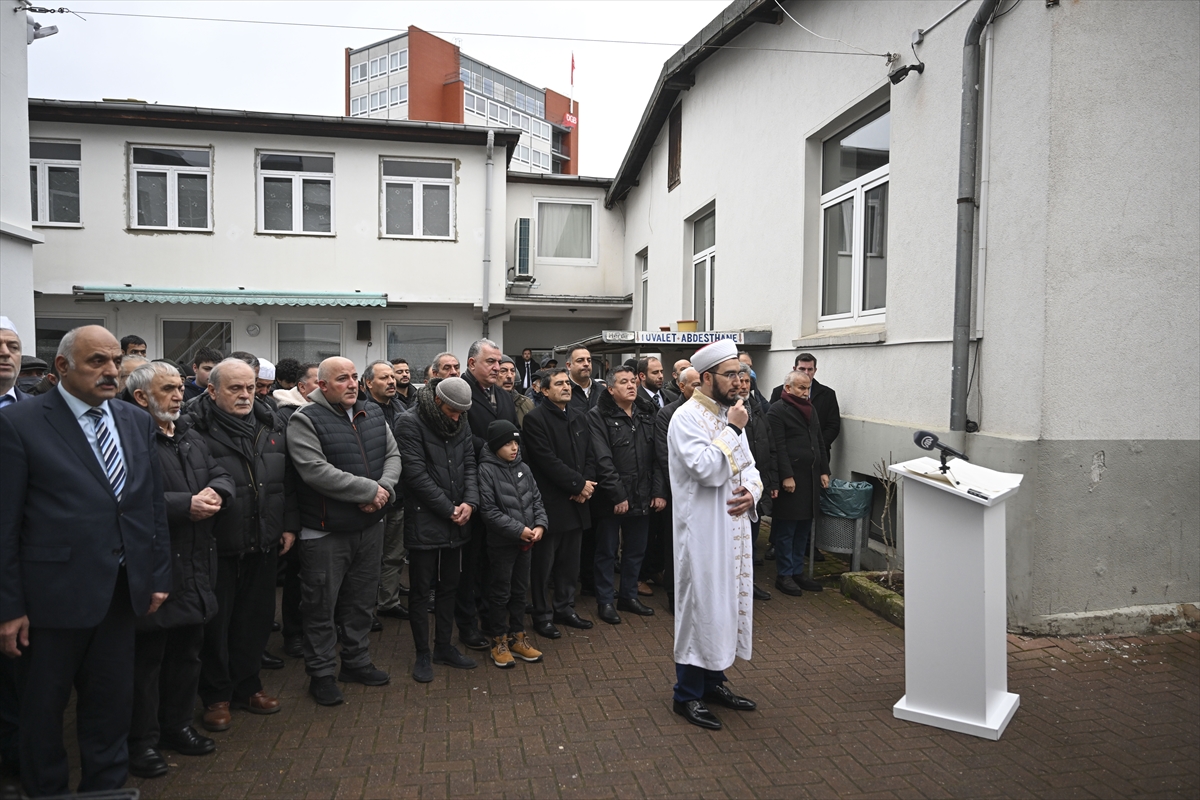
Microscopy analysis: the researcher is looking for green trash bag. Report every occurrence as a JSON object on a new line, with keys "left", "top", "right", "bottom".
{"left": 819, "top": 478, "right": 874, "bottom": 519}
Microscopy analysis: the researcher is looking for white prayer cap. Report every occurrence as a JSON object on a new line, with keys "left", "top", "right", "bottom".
{"left": 258, "top": 358, "right": 276, "bottom": 380}
{"left": 0, "top": 316, "right": 17, "bottom": 336}
{"left": 691, "top": 339, "right": 738, "bottom": 374}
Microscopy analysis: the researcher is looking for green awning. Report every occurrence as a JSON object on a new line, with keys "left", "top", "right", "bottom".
{"left": 73, "top": 286, "right": 387, "bottom": 307}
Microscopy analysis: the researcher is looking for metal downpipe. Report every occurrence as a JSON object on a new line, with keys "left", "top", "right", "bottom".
{"left": 950, "top": 0, "right": 1000, "bottom": 432}
{"left": 482, "top": 130, "right": 494, "bottom": 339}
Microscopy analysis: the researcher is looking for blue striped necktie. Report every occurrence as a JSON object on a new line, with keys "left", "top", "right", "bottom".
{"left": 85, "top": 408, "right": 126, "bottom": 501}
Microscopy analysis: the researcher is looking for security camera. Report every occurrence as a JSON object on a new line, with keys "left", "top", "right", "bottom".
{"left": 27, "top": 20, "right": 59, "bottom": 44}
{"left": 888, "top": 62, "right": 924, "bottom": 85}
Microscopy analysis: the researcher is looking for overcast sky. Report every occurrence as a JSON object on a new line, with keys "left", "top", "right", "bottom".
{"left": 26, "top": 0, "right": 731, "bottom": 177}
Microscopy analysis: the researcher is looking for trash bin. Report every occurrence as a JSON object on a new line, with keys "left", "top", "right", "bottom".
{"left": 811, "top": 479, "right": 874, "bottom": 576}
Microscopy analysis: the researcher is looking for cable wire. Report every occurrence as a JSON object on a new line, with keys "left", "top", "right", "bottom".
{"left": 993, "top": 0, "right": 1023, "bottom": 21}
{"left": 773, "top": 0, "right": 890, "bottom": 58}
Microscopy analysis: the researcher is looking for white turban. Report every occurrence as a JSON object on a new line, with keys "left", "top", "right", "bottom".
{"left": 691, "top": 339, "right": 738, "bottom": 374}
{"left": 257, "top": 358, "right": 275, "bottom": 380}
{"left": 0, "top": 316, "right": 17, "bottom": 336}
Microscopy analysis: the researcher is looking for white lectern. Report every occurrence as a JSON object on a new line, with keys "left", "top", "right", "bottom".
{"left": 888, "top": 456, "right": 1023, "bottom": 740}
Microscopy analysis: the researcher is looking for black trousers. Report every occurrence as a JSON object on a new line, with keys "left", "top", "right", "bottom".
{"left": 530, "top": 528, "right": 581, "bottom": 623}
{"left": 640, "top": 508, "right": 670, "bottom": 580}
{"left": 578, "top": 526, "right": 596, "bottom": 592}
{"left": 19, "top": 569, "right": 135, "bottom": 797}
{"left": 453, "top": 520, "right": 489, "bottom": 635}
{"left": 129, "top": 623, "right": 204, "bottom": 751}
{"left": 594, "top": 515, "right": 649, "bottom": 605}
{"left": 281, "top": 546, "right": 303, "bottom": 639}
{"left": 673, "top": 664, "right": 727, "bottom": 702}
{"left": 409, "top": 546, "right": 462, "bottom": 655}
{"left": 486, "top": 543, "right": 531, "bottom": 636}
{"left": 199, "top": 549, "right": 276, "bottom": 706}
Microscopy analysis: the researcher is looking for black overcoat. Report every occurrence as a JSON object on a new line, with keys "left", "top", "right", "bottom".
{"left": 767, "top": 399, "right": 830, "bottom": 521}
{"left": 521, "top": 401, "right": 596, "bottom": 534}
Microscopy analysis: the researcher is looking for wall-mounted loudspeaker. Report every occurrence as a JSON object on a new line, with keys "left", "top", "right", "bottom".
{"left": 357, "top": 321, "right": 372, "bottom": 341}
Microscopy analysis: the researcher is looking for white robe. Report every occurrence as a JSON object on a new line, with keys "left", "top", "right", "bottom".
{"left": 668, "top": 392, "right": 763, "bottom": 671}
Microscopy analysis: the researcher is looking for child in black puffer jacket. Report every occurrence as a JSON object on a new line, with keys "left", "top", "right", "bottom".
{"left": 479, "top": 420, "right": 549, "bottom": 668}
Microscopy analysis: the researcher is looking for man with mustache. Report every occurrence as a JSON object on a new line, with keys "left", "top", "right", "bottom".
{"left": 0, "top": 318, "right": 31, "bottom": 408}
{"left": 0, "top": 325, "right": 172, "bottom": 796}
{"left": 123, "top": 362, "right": 233, "bottom": 778}
{"left": 181, "top": 359, "right": 298, "bottom": 732}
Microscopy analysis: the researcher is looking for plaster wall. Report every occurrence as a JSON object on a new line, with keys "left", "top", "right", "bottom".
{"left": 0, "top": 1, "right": 38, "bottom": 336}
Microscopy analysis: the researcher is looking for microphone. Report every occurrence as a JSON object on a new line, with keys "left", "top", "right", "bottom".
{"left": 913, "top": 430, "right": 968, "bottom": 462}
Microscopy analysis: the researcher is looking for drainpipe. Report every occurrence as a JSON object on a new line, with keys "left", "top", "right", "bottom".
{"left": 974, "top": 23, "right": 995, "bottom": 340}
{"left": 950, "top": 0, "right": 1001, "bottom": 432}
{"left": 481, "top": 130, "right": 495, "bottom": 339}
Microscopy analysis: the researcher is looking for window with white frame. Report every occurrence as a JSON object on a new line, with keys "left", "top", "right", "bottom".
{"left": 534, "top": 198, "right": 597, "bottom": 265}
{"left": 350, "top": 62, "right": 367, "bottom": 84}
{"left": 350, "top": 95, "right": 366, "bottom": 116}
{"left": 389, "top": 49, "right": 408, "bottom": 72}
{"left": 819, "top": 105, "right": 889, "bottom": 327}
{"left": 258, "top": 152, "right": 334, "bottom": 234}
{"left": 386, "top": 323, "right": 447, "bottom": 369}
{"left": 129, "top": 145, "right": 212, "bottom": 231}
{"left": 692, "top": 211, "right": 716, "bottom": 331}
{"left": 639, "top": 250, "right": 650, "bottom": 329}
{"left": 30, "top": 140, "right": 81, "bottom": 226}
{"left": 389, "top": 84, "right": 408, "bottom": 106}
{"left": 162, "top": 320, "right": 232, "bottom": 366}
{"left": 381, "top": 159, "right": 454, "bottom": 239}
{"left": 278, "top": 322, "right": 341, "bottom": 363}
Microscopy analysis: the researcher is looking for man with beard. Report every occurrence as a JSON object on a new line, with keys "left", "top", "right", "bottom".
{"left": 738, "top": 364, "right": 777, "bottom": 601}
{"left": 515, "top": 348, "right": 537, "bottom": 392}
{"left": 667, "top": 339, "right": 762, "bottom": 731}
{"left": 362, "top": 360, "right": 410, "bottom": 624}
{"left": 499, "top": 356, "right": 534, "bottom": 427}
{"left": 635, "top": 357, "right": 669, "bottom": 598}
{"left": 124, "top": 362, "right": 233, "bottom": 777}
{"left": 565, "top": 346, "right": 604, "bottom": 595}
{"left": 661, "top": 359, "right": 691, "bottom": 403}
{"left": 1, "top": 325, "right": 171, "bottom": 795}
{"left": 183, "top": 359, "right": 297, "bottom": 731}
{"left": 389, "top": 358, "right": 417, "bottom": 410}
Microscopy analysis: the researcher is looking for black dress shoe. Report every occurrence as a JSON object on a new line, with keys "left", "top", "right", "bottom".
{"left": 159, "top": 725, "right": 216, "bottom": 756}
{"left": 379, "top": 604, "right": 410, "bottom": 620}
{"left": 271, "top": 620, "right": 281, "bottom": 632}
{"left": 597, "top": 604, "right": 621, "bottom": 625}
{"left": 672, "top": 699, "right": 721, "bottom": 730}
{"left": 753, "top": 584, "right": 772, "bottom": 601}
{"left": 371, "top": 615, "right": 384, "bottom": 632}
{"left": 128, "top": 746, "right": 169, "bottom": 778}
{"left": 703, "top": 684, "right": 757, "bottom": 711}
{"left": 261, "top": 650, "right": 284, "bottom": 670}
{"left": 814, "top": 549, "right": 827, "bottom": 562}
{"left": 796, "top": 574, "right": 824, "bottom": 592}
{"left": 459, "top": 629, "right": 490, "bottom": 651}
{"left": 553, "top": 611, "right": 594, "bottom": 630}
{"left": 533, "top": 621, "right": 561, "bottom": 639}
{"left": 764, "top": 545, "right": 775, "bottom": 561}
{"left": 617, "top": 597, "right": 655, "bottom": 616}
{"left": 284, "top": 635, "right": 304, "bottom": 658}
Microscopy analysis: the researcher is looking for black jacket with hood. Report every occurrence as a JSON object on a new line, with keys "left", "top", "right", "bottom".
{"left": 587, "top": 389, "right": 660, "bottom": 519}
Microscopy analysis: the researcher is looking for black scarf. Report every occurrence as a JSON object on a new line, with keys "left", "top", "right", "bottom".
{"left": 416, "top": 380, "right": 468, "bottom": 440}
{"left": 208, "top": 395, "right": 259, "bottom": 448}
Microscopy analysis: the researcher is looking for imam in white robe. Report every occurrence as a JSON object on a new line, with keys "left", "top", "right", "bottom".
{"left": 668, "top": 391, "right": 763, "bottom": 671}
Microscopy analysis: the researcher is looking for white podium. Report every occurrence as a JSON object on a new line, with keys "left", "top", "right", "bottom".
{"left": 888, "top": 456, "right": 1023, "bottom": 740}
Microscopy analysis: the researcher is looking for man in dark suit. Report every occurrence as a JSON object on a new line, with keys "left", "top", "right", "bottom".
{"left": 522, "top": 368, "right": 597, "bottom": 638}
{"left": 652, "top": 367, "right": 701, "bottom": 612}
{"left": 0, "top": 319, "right": 30, "bottom": 410}
{"left": 770, "top": 353, "right": 840, "bottom": 462}
{"left": 0, "top": 325, "right": 172, "bottom": 797}
{"left": 514, "top": 348, "right": 537, "bottom": 392}
{"left": 457, "top": 339, "right": 518, "bottom": 651}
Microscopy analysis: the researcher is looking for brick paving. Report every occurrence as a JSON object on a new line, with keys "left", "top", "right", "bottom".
{"left": 18, "top": 559, "right": 1200, "bottom": 799}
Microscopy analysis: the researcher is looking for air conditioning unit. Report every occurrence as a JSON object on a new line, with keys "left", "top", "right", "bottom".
{"left": 513, "top": 217, "right": 533, "bottom": 280}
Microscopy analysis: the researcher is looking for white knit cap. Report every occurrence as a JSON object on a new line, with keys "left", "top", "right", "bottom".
{"left": 0, "top": 316, "right": 17, "bottom": 336}
{"left": 258, "top": 358, "right": 275, "bottom": 380}
{"left": 691, "top": 339, "right": 738, "bottom": 374}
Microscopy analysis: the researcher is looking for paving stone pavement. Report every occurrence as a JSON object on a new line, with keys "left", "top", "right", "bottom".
{"left": 26, "top": 563, "right": 1200, "bottom": 800}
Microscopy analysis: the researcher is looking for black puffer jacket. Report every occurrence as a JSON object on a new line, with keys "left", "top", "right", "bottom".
{"left": 182, "top": 395, "right": 299, "bottom": 556}
{"left": 588, "top": 389, "right": 660, "bottom": 519}
{"left": 395, "top": 387, "right": 478, "bottom": 550}
{"left": 139, "top": 425, "right": 235, "bottom": 631}
{"left": 478, "top": 449, "right": 548, "bottom": 546}
{"left": 744, "top": 398, "right": 779, "bottom": 517}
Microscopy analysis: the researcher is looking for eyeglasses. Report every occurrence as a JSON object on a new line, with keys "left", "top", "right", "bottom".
{"left": 711, "top": 370, "right": 742, "bottom": 380}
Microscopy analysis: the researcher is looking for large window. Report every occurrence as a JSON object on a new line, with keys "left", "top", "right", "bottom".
{"left": 639, "top": 250, "right": 650, "bottom": 329}
{"left": 820, "top": 106, "right": 889, "bottom": 327}
{"left": 129, "top": 146, "right": 211, "bottom": 231}
{"left": 162, "top": 320, "right": 232, "bottom": 366}
{"left": 692, "top": 211, "right": 716, "bottom": 331}
{"left": 30, "top": 140, "right": 81, "bottom": 226}
{"left": 534, "top": 199, "right": 597, "bottom": 265}
{"left": 35, "top": 317, "right": 104, "bottom": 362}
{"left": 386, "top": 324, "right": 448, "bottom": 371}
{"left": 258, "top": 152, "right": 334, "bottom": 235}
{"left": 278, "top": 323, "right": 341, "bottom": 363}
{"left": 668, "top": 104, "right": 681, "bottom": 191}
{"left": 381, "top": 160, "right": 454, "bottom": 239}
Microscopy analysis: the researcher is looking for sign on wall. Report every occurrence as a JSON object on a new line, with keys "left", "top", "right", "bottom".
{"left": 601, "top": 330, "right": 745, "bottom": 346}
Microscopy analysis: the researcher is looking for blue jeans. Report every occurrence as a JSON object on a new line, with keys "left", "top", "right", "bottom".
{"left": 673, "top": 664, "right": 727, "bottom": 702}
{"left": 772, "top": 518, "right": 812, "bottom": 578}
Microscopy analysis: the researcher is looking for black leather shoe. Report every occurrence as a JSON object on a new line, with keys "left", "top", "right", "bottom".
{"left": 128, "top": 746, "right": 169, "bottom": 778}
{"left": 753, "top": 584, "right": 772, "bottom": 601}
{"left": 260, "top": 650, "right": 284, "bottom": 670}
{"left": 814, "top": 549, "right": 827, "bottom": 562}
{"left": 379, "top": 604, "right": 410, "bottom": 620}
{"left": 775, "top": 576, "right": 803, "bottom": 596}
{"left": 270, "top": 620, "right": 281, "bottom": 632}
{"left": 433, "top": 646, "right": 478, "bottom": 669}
{"left": 371, "top": 615, "right": 384, "bottom": 632}
{"left": 159, "top": 725, "right": 216, "bottom": 756}
{"left": 764, "top": 546, "right": 775, "bottom": 561}
{"left": 704, "top": 684, "right": 757, "bottom": 711}
{"left": 412, "top": 653, "right": 433, "bottom": 683}
{"left": 553, "top": 611, "right": 594, "bottom": 630}
{"left": 796, "top": 574, "right": 824, "bottom": 593}
{"left": 672, "top": 700, "right": 721, "bottom": 730}
{"left": 617, "top": 597, "right": 655, "bottom": 616}
{"left": 533, "top": 621, "right": 561, "bottom": 639}
{"left": 597, "top": 604, "right": 621, "bottom": 625}
{"left": 283, "top": 635, "right": 304, "bottom": 658}
{"left": 459, "top": 629, "right": 490, "bottom": 651}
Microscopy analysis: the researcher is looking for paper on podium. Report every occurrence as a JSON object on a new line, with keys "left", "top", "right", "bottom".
{"left": 890, "top": 457, "right": 1022, "bottom": 506}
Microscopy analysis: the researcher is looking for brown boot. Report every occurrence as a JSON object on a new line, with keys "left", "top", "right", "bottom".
{"left": 490, "top": 636, "right": 515, "bottom": 669}
{"left": 231, "top": 691, "right": 281, "bottom": 715}
{"left": 508, "top": 632, "right": 543, "bottom": 663}
{"left": 202, "top": 702, "right": 231, "bottom": 732}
